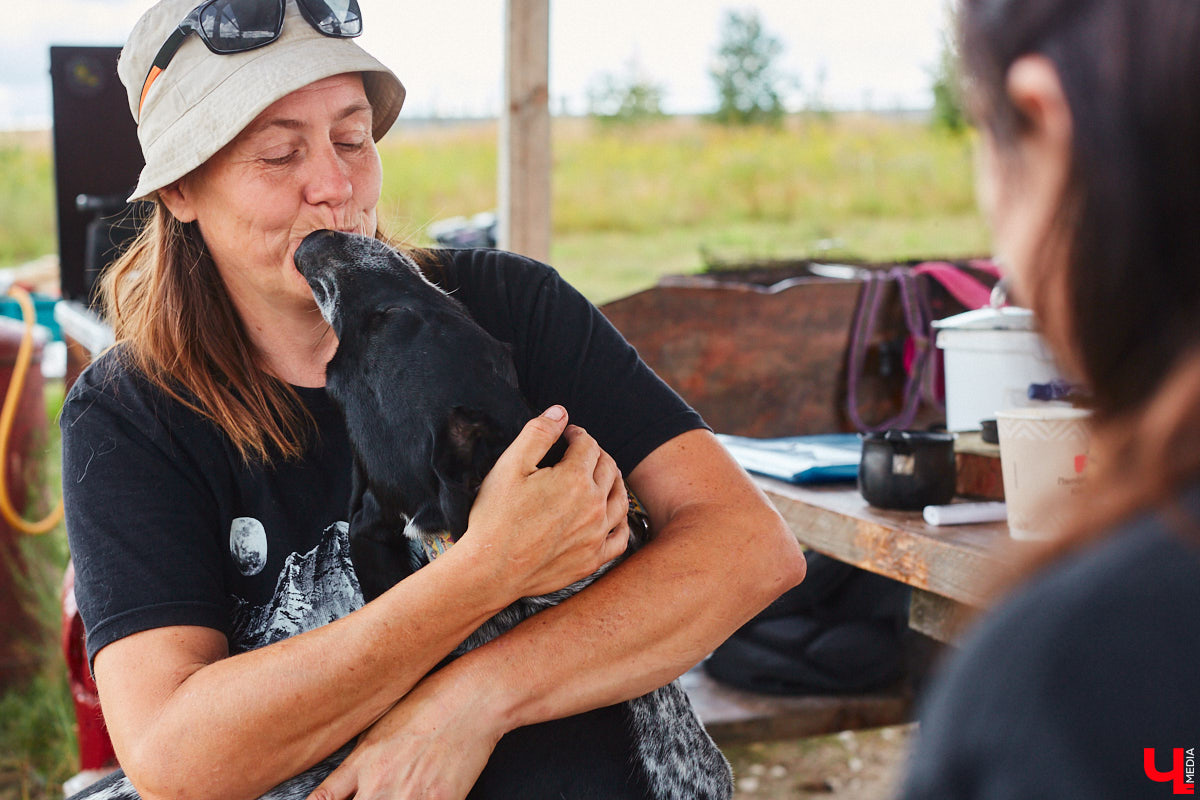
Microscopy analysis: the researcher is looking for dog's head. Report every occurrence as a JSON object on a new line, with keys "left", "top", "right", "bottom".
{"left": 294, "top": 230, "right": 532, "bottom": 542}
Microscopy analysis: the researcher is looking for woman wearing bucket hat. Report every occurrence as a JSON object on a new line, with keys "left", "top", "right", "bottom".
{"left": 900, "top": 1, "right": 1200, "bottom": 797}
{"left": 59, "top": 1, "right": 806, "bottom": 798}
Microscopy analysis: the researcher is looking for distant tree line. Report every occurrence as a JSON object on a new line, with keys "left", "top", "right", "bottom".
{"left": 586, "top": 60, "right": 667, "bottom": 125}
{"left": 588, "top": 9, "right": 967, "bottom": 131}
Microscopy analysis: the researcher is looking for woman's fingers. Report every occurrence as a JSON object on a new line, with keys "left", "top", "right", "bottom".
{"left": 560, "top": 425, "right": 622, "bottom": 499}
{"left": 305, "top": 759, "right": 357, "bottom": 800}
{"left": 559, "top": 423, "right": 603, "bottom": 477}
{"left": 606, "top": 474, "right": 630, "bottom": 529}
{"left": 602, "top": 488, "right": 632, "bottom": 563}
{"left": 493, "top": 405, "right": 571, "bottom": 476}
{"left": 467, "top": 410, "right": 634, "bottom": 599}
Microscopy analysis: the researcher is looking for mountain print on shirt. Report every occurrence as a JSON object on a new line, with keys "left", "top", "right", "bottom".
{"left": 230, "top": 520, "right": 364, "bottom": 654}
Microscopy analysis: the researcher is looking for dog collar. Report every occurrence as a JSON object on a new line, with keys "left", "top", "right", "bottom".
{"left": 418, "top": 531, "right": 455, "bottom": 563}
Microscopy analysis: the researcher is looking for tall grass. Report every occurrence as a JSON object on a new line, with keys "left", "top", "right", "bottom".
{"left": 374, "top": 115, "right": 982, "bottom": 238}
{"left": 0, "top": 134, "right": 56, "bottom": 268}
{"left": 0, "top": 117, "right": 987, "bottom": 304}
{"left": 1, "top": 380, "right": 77, "bottom": 799}
{"left": 551, "top": 116, "right": 979, "bottom": 232}
{"left": 377, "top": 122, "right": 498, "bottom": 241}
{"left": 375, "top": 115, "right": 987, "bottom": 301}
{"left": 0, "top": 530, "right": 77, "bottom": 798}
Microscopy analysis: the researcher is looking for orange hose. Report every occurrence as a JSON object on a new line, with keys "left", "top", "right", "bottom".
{"left": 0, "top": 285, "right": 64, "bottom": 535}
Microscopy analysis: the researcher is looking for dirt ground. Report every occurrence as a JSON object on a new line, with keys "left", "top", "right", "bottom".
{"left": 724, "top": 724, "right": 916, "bottom": 800}
{"left": 0, "top": 728, "right": 917, "bottom": 800}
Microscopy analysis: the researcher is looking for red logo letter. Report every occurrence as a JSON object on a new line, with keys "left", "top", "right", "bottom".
{"left": 1145, "top": 749, "right": 1195, "bottom": 795}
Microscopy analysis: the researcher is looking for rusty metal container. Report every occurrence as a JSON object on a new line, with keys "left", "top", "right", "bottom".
{"left": 600, "top": 263, "right": 920, "bottom": 438}
{"left": 599, "top": 259, "right": 996, "bottom": 438}
{"left": 0, "top": 315, "right": 47, "bottom": 689}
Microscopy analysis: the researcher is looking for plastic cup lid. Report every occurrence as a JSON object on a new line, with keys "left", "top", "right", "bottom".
{"left": 932, "top": 307, "right": 1035, "bottom": 331}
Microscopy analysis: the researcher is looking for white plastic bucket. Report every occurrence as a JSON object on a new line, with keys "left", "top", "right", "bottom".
{"left": 935, "top": 327, "right": 1062, "bottom": 431}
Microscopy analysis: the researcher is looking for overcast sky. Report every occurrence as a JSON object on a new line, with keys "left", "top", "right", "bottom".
{"left": 2, "top": 0, "right": 953, "bottom": 128}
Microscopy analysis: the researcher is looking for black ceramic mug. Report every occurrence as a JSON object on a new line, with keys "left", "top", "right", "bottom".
{"left": 858, "top": 430, "right": 957, "bottom": 511}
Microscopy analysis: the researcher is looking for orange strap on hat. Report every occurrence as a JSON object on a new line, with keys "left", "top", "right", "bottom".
{"left": 139, "top": 65, "right": 165, "bottom": 116}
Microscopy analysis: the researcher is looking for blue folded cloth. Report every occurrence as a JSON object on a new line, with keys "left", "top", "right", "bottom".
{"left": 715, "top": 433, "right": 861, "bottom": 483}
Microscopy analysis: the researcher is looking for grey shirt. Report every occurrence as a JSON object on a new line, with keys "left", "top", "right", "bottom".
{"left": 901, "top": 487, "right": 1200, "bottom": 799}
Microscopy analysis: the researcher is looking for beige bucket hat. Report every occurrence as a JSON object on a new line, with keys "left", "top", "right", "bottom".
{"left": 118, "top": 0, "right": 405, "bottom": 202}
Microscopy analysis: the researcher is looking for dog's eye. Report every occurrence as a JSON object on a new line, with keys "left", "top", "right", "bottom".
{"left": 367, "top": 306, "right": 422, "bottom": 334}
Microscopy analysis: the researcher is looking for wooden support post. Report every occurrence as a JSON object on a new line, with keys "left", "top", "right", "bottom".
{"left": 499, "top": 0, "right": 551, "bottom": 261}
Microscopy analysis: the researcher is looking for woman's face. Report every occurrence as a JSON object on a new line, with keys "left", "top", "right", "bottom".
{"left": 164, "top": 73, "right": 382, "bottom": 319}
{"left": 976, "top": 132, "right": 1050, "bottom": 306}
{"left": 973, "top": 57, "right": 1074, "bottom": 311}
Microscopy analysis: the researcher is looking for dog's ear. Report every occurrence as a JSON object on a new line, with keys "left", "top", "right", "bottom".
{"left": 434, "top": 407, "right": 506, "bottom": 538}
{"left": 444, "top": 407, "right": 492, "bottom": 462}
{"left": 538, "top": 434, "right": 568, "bottom": 468}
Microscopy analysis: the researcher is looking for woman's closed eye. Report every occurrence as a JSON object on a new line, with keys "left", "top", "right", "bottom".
{"left": 332, "top": 126, "right": 372, "bottom": 153}
{"left": 261, "top": 150, "right": 300, "bottom": 166}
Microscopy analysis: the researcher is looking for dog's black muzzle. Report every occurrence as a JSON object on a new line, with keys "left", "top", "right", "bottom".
{"left": 294, "top": 229, "right": 357, "bottom": 326}
{"left": 293, "top": 229, "right": 342, "bottom": 281}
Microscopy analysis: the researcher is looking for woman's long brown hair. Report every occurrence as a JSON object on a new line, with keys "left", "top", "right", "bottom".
{"left": 100, "top": 203, "right": 312, "bottom": 463}
{"left": 99, "top": 204, "right": 440, "bottom": 464}
{"left": 958, "top": 0, "right": 1200, "bottom": 581}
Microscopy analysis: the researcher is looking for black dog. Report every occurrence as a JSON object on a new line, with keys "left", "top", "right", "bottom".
{"left": 294, "top": 230, "right": 734, "bottom": 800}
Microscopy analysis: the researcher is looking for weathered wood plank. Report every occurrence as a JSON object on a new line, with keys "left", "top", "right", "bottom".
{"left": 955, "top": 431, "right": 1005, "bottom": 500}
{"left": 499, "top": 0, "right": 550, "bottom": 262}
{"left": 908, "top": 588, "right": 972, "bottom": 644}
{"left": 681, "top": 666, "right": 912, "bottom": 745}
{"left": 757, "top": 479, "right": 1020, "bottom": 607}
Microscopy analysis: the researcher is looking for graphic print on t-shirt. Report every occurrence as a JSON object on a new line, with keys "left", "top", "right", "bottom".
{"left": 228, "top": 521, "right": 364, "bottom": 654}
{"left": 229, "top": 517, "right": 269, "bottom": 576}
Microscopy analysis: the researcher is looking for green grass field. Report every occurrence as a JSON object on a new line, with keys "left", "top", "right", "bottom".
{"left": 2, "top": 115, "right": 988, "bottom": 303}
{"left": 0, "top": 113, "right": 988, "bottom": 797}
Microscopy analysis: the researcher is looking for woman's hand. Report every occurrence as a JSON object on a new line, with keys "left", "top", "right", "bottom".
{"left": 461, "top": 405, "right": 632, "bottom": 599}
{"left": 304, "top": 668, "right": 501, "bottom": 800}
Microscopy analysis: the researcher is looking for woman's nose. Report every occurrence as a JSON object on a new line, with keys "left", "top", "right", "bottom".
{"left": 303, "top": 143, "right": 354, "bottom": 207}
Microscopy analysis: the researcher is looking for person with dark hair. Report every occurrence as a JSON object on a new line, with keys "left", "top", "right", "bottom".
{"left": 60, "top": 1, "right": 806, "bottom": 798}
{"left": 901, "top": 1, "right": 1200, "bottom": 796}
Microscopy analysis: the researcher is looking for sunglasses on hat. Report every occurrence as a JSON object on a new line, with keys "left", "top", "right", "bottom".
{"left": 139, "top": 0, "right": 363, "bottom": 115}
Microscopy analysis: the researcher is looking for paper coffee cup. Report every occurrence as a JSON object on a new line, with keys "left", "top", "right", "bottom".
{"left": 995, "top": 406, "right": 1092, "bottom": 541}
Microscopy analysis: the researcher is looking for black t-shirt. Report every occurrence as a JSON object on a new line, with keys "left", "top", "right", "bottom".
{"left": 62, "top": 248, "right": 706, "bottom": 667}
{"left": 900, "top": 487, "right": 1200, "bottom": 799}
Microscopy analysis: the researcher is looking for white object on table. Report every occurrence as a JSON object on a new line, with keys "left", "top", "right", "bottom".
{"left": 923, "top": 501, "right": 1008, "bottom": 527}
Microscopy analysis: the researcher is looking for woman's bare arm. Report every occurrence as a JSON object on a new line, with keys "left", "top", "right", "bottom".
{"left": 482, "top": 427, "right": 806, "bottom": 725}
{"left": 305, "top": 428, "right": 806, "bottom": 799}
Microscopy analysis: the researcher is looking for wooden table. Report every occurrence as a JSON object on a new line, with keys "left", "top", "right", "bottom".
{"left": 755, "top": 478, "right": 1016, "bottom": 643}
{"left": 686, "top": 478, "right": 1018, "bottom": 743}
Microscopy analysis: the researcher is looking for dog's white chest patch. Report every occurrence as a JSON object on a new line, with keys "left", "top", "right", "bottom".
{"left": 418, "top": 531, "right": 455, "bottom": 563}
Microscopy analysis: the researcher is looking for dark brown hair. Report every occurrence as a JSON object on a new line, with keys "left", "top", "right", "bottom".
{"left": 958, "top": 0, "right": 1200, "bottom": 548}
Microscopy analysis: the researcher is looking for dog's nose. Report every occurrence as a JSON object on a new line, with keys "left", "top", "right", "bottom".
{"left": 294, "top": 229, "right": 342, "bottom": 276}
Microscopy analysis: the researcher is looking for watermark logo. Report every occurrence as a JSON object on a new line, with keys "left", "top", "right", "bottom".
{"left": 1145, "top": 748, "right": 1196, "bottom": 795}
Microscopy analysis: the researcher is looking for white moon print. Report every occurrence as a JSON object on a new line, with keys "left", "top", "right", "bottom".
{"left": 229, "top": 517, "right": 268, "bottom": 576}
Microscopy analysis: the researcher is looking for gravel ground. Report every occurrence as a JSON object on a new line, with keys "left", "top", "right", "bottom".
{"left": 724, "top": 724, "right": 916, "bottom": 800}
{"left": 0, "top": 727, "right": 918, "bottom": 800}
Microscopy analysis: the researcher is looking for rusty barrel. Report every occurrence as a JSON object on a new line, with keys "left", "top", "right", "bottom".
{"left": 0, "top": 314, "right": 47, "bottom": 690}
